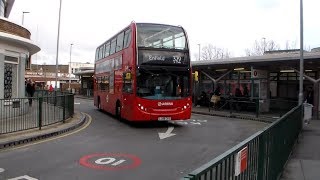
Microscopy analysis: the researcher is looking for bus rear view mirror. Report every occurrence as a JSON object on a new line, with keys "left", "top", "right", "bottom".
{"left": 193, "top": 71, "right": 199, "bottom": 81}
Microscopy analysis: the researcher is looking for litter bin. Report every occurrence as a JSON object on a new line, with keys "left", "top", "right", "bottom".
{"left": 303, "top": 103, "right": 313, "bottom": 124}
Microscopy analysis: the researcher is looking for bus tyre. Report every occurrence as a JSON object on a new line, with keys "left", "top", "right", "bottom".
{"left": 116, "top": 102, "right": 121, "bottom": 120}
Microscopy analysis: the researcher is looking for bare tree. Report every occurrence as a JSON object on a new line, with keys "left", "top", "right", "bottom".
{"left": 285, "top": 40, "right": 297, "bottom": 50}
{"left": 200, "top": 44, "right": 231, "bottom": 60}
{"left": 245, "top": 39, "right": 280, "bottom": 56}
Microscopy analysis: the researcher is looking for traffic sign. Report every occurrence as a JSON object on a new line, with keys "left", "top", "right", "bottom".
{"left": 234, "top": 146, "right": 248, "bottom": 176}
{"left": 79, "top": 153, "right": 141, "bottom": 170}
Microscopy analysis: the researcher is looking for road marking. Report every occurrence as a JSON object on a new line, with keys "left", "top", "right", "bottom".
{"left": 8, "top": 175, "right": 38, "bottom": 180}
{"left": 158, "top": 127, "right": 176, "bottom": 140}
{"left": 0, "top": 112, "right": 92, "bottom": 152}
{"left": 0, "top": 168, "right": 4, "bottom": 173}
{"left": 95, "top": 158, "right": 126, "bottom": 166}
{"left": 74, "top": 102, "right": 81, "bottom": 104}
{"left": 79, "top": 153, "right": 141, "bottom": 170}
{"left": 172, "top": 119, "right": 207, "bottom": 126}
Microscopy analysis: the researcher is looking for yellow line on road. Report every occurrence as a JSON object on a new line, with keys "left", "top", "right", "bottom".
{"left": 0, "top": 112, "right": 92, "bottom": 152}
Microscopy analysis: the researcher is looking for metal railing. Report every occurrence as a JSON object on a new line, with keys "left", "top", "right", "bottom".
{"left": 0, "top": 90, "right": 74, "bottom": 134}
{"left": 183, "top": 105, "right": 302, "bottom": 180}
{"left": 207, "top": 97, "right": 298, "bottom": 119}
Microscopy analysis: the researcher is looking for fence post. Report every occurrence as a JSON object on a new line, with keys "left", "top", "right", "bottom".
{"left": 62, "top": 94, "right": 66, "bottom": 123}
{"left": 71, "top": 94, "right": 74, "bottom": 117}
{"left": 257, "top": 133, "right": 266, "bottom": 180}
{"left": 256, "top": 99, "right": 260, "bottom": 118}
{"left": 38, "top": 97, "right": 43, "bottom": 130}
{"left": 230, "top": 99, "right": 233, "bottom": 115}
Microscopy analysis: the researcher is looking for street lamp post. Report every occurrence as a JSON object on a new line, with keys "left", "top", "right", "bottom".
{"left": 298, "top": 0, "right": 304, "bottom": 105}
{"left": 22, "top": 11, "right": 30, "bottom": 25}
{"left": 55, "top": 0, "right": 62, "bottom": 90}
{"left": 69, "top": 43, "right": 73, "bottom": 91}
{"left": 197, "top": 44, "right": 201, "bottom": 61}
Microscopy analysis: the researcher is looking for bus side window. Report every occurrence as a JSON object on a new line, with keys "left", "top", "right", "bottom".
{"left": 105, "top": 42, "right": 110, "bottom": 57}
{"left": 116, "top": 32, "right": 124, "bottom": 52}
{"left": 110, "top": 38, "right": 116, "bottom": 55}
{"left": 123, "top": 29, "right": 132, "bottom": 48}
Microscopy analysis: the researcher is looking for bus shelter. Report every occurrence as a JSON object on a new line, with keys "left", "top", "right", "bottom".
{"left": 73, "top": 69, "right": 94, "bottom": 96}
{"left": 191, "top": 49, "right": 320, "bottom": 119}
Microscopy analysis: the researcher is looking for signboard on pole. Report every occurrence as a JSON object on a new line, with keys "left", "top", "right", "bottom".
{"left": 234, "top": 146, "right": 248, "bottom": 176}
{"left": 251, "top": 69, "right": 268, "bottom": 79}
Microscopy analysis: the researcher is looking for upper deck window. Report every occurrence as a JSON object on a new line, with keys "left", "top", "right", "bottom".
{"left": 137, "top": 23, "right": 187, "bottom": 50}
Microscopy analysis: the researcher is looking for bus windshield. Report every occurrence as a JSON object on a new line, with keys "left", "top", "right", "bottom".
{"left": 137, "top": 23, "right": 188, "bottom": 50}
{"left": 136, "top": 67, "right": 190, "bottom": 100}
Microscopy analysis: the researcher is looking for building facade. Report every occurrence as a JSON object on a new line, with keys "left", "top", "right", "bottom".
{"left": 0, "top": 0, "right": 40, "bottom": 99}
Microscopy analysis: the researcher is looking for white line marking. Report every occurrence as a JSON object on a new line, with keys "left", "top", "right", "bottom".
{"left": 74, "top": 102, "right": 81, "bottom": 104}
{"left": 0, "top": 168, "right": 4, "bottom": 173}
{"left": 158, "top": 127, "right": 176, "bottom": 140}
{"left": 8, "top": 175, "right": 38, "bottom": 180}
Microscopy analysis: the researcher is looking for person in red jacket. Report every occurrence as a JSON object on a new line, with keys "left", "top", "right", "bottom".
{"left": 49, "top": 84, "right": 54, "bottom": 92}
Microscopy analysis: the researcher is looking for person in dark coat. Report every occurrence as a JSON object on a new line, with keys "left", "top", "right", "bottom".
{"left": 26, "top": 79, "right": 35, "bottom": 106}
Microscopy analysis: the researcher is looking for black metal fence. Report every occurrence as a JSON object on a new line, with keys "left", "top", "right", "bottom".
{"left": 183, "top": 105, "right": 302, "bottom": 180}
{"left": 0, "top": 90, "right": 74, "bottom": 134}
{"left": 206, "top": 97, "right": 298, "bottom": 119}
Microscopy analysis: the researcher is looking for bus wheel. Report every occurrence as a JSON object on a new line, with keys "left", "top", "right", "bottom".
{"left": 116, "top": 102, "right": 121, "bottom": 120}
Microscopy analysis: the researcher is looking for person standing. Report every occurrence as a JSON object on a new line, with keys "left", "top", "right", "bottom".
{"left": 26, "top": 79, "right": 35, "bottom": 106}
{"left": 49, "top": 84, "right": 54, "bottom": 92}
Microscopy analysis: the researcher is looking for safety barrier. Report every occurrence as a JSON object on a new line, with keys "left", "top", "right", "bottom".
{"left": 183, "top": 105, "right": 302, "bottom": 180}
{"left": 0, "top": 91, "right": 74, "bottom": 134}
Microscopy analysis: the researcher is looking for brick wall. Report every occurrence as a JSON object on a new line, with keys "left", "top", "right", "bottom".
{"left": 0, "top": 19, "right": 31, "bottom": 39}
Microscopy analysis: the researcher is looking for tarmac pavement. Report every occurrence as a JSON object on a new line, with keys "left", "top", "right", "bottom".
{"left": 1, "top": 95, "right": 319, "bottom": 179}
{"left": 280, "top": 120, "right": 320, "bottom": 180}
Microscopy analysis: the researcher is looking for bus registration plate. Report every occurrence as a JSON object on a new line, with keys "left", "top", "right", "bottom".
{"left": 158, "top": 117, "right": 171, "bottom": 121}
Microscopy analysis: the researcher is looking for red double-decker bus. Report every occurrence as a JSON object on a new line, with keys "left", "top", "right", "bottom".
{"left": 94, "top": 22, "right": 192, "bottom": 121}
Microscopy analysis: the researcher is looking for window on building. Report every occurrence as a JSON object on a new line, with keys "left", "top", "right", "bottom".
{"left": 0, "top": 0, "right": 5, "bottom": 17}
{"left": 4, "top": 56, "right": 19, "bottom": 99}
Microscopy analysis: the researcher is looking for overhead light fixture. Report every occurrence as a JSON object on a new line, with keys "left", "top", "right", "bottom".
{"left": 305, "top": 70, "right": 313, "bottom": 72}
{"left": 234, "top": 68, "right": 245, "bottom": 71}
{"left": 280, "top": 70, "right": 294, "bottom": 73}
{"left": 240, "top": 70, "right": 251, "bottom": 73}
{"left": 215, "top": 69, "right": 228, "bottom": 72}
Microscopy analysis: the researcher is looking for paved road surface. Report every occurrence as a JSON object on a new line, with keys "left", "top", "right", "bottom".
{"left": 0, "top": 98, "right": 267, "bottom": 180}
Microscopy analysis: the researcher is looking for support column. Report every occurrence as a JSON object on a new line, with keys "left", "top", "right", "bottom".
{"left": 0, "top": 53, "right": 4, "bottom": 99}
{"left": 19, "top": 53, "right": 27, "bottom": 98}
{"left": 313, "top": 82, "right": 319, "bottom": 119}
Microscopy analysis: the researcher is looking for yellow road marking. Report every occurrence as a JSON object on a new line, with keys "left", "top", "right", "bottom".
{"left": 0, "top": 112, "right": 92, "bottom": 152}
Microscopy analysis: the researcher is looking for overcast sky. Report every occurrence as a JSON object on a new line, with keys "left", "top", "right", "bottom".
{"left": 8, "top": 0, "right": 320, "bottom": 65}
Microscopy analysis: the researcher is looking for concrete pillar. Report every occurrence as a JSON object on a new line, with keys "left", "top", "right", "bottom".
{"left": 313, "top": 82, "right": 319, "bottom": 119}
{"left": 19, "top": 53, "right": 27, "bottom": 98}
{"left": 0, "top": 53, "right": 4, "bottom": 99}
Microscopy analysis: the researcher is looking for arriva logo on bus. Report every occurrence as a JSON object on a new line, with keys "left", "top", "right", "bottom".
{"left": 158, "top": 102, "right": 173, "bottom": 106}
